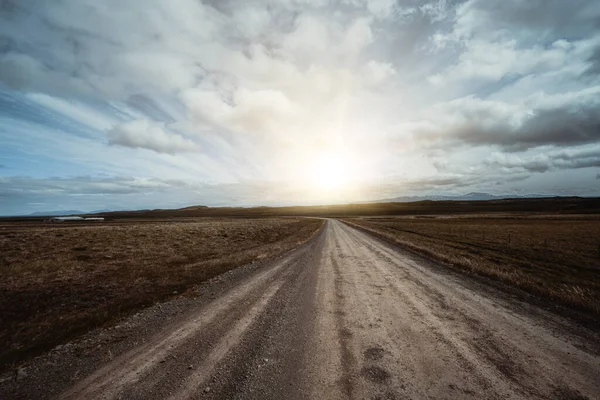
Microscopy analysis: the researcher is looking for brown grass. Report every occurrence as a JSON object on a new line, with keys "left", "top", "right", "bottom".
{"left": 0, "top": 217, "right": 323, "bottom": 369}
{"left": 343, "top": 215, "right": 600, "bottom": 315}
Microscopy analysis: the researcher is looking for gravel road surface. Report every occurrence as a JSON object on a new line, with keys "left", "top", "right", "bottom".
{"left": 4, "top": 219, "right": 600, "bottom": 399}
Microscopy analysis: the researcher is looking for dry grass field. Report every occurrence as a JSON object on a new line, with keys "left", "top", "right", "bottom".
{"left": 343, "top": 215, "right": 600, "bottom": 316}
{"left": 0, "top": 217, "right": 323, "bottom": 369}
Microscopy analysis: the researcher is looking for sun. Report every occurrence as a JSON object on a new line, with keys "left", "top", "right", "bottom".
{"left": 311, "top": 152, "right": 351, "bottom": 191}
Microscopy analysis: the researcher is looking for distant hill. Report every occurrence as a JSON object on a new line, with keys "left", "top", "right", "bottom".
{"left": 27, "top": 209, "right": 112, "bottom": 217}
{"left": 89, "top": 209, "right": 113, "bottom": 214}
{"left": 6, "top": 196, "right": 598, "bottom": 221}
{"left": 370, "top": 192, "right": 554, "bottom": 203}
{"left": 177, "top": 205, "right": 209, "bottom": 211}
{"left": 91, "top": 196, "right": 600, "bottom": 220}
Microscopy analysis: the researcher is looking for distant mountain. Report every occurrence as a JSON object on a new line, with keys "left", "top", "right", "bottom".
{"left": 28, "top": 210, "right": 85, "bottom": 216}
{"left": 369, "top": 192, "right": 555, "bottom": 203}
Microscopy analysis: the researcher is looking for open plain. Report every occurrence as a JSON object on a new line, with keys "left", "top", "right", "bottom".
{"left": 1, "top": 218, "right": 599, "bottom": 399}
{"left": 0, "top": 217, "right": 323, "bottom": 369}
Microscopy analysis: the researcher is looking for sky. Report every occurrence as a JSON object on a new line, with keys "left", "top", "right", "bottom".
{"left": 1, "top": 0, "right": 600, "bottom": 215}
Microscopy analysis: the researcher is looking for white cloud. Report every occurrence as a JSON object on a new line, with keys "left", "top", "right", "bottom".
{"left": 107, "top": 119, "right": 201, "bottom": 154}
{"left": 428, "top": 0, "right": 600, "bottom": 97}
{"left": 366, "top": 0, "right": 396, "bottom": 19}
{"left": 181, "top": 86, "right": 297, "bottom": 137}
{"left": 365, "top": 61, "right": 396, "bottom": 85}
{"left": 429, "top": 37, "right": 599, "bottom": 87}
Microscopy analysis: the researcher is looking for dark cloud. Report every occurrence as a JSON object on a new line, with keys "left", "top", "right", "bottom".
{"left": 456, "top": 0, "right": 600, "bottom": 44}
{"left": 514, "top": 105, "right": 600, "bottom": 150}
{"left": 585, "top": 45, "right": 600, "bottom": 76}
{"left": 496, "top": 175, "right": 531, "bottom": 185}
{"left": 387, "top": 172, "right": 528, "bottom": 194}
{"left": 420, "top": 100, "right": 600, "bottom": 151}
{"left": 383, "top": 3, "right": 456, "bottom": 65}
{"left": 485, "top": 148, "right": 600, "bottom": 173}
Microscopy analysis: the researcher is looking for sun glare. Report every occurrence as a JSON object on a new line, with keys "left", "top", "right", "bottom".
{"left": 311, "top": 152, "right": 351, "bottom": 191}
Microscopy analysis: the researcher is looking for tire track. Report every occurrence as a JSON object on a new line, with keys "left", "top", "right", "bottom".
{"left": 60, "top": 234, "right": 319, "bottom": 400}
{"left": 166, "top": 280, "right": 282, "bottom": 400}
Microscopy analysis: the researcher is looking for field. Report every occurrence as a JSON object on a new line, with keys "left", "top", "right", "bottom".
{"left": 2, "top": 205, "right": 600, "bottom": 399}
{"left": 2, "top": 197, "right": 600, "bottom": 376}
{"left": 0, "top": 217, "right": 323, "bottom": 369}
{"left": 343, "top": 215, "right": 600, "bottom": 316}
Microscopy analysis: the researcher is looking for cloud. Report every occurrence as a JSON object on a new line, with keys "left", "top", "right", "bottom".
{"left": 370, "top": 170, "right": 537, "bottom": 196}
{"left": 181, "top": 86, "right": 297, "bottom": 138}
{"left": 429, "top": 38, "right": 579, "bottom": 86}
{"left": 514, "top": 104, "right": 600, "bottom": 149}
{"left": 429, "top": 0, "right": 600, "bottom": 92}
{"left": 485, "top": 147, "right": 600, "bottom": 173}
{"left": 585, "top": 45, "right": 600, "bottom": 76}
{"left": 365, "top": 61, "right": 396, "bottom": 85}
{"left": 1, "top": 0, "right": 600, "bottom": 216}
{"left": 366, "top": 0, "right": 396, "bottom": 19}
{"left": 0, "top": 175, "right": 206, "bottom": 215}
{"left": 0, "top": 1, "right": 379, "bottom": 101}
{"left": 0, "top": 176, "right": 175, "bottom": 197}
{"left": 0, "top": 0, "right": 220, "bottom": 99}
{"left": 411, "top": 89, "right": 600, "bottom": 151}
{"left": 452, "top": 0, "right": 600, "bottom": 42}
{"left": 106, "top": 119, "right": 201, "bottom": 154}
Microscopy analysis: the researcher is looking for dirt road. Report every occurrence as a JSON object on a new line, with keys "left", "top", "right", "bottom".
{"left": 8, "top": 219, "right": 600, "bottom": 399}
